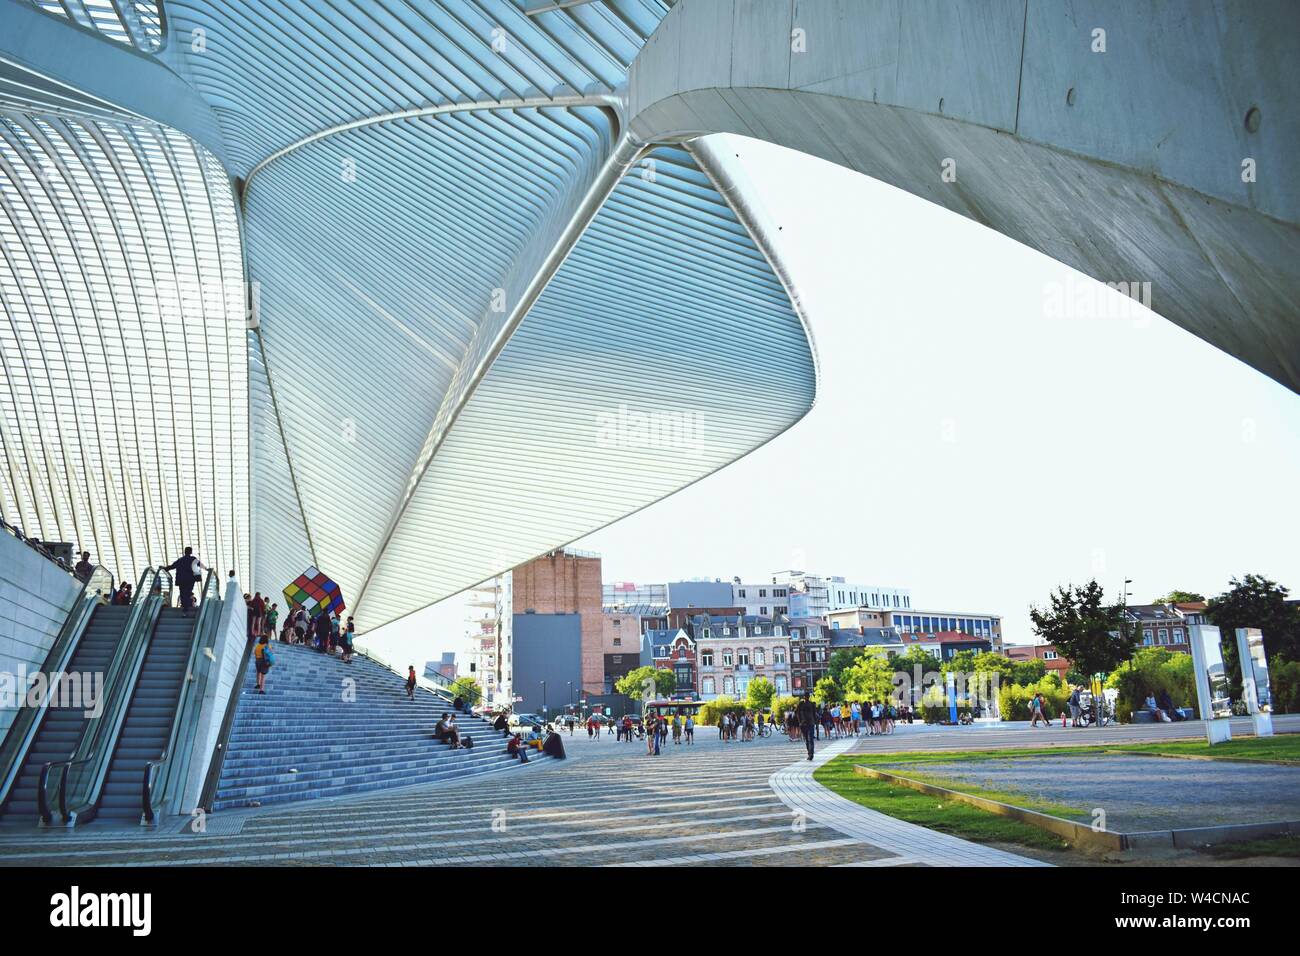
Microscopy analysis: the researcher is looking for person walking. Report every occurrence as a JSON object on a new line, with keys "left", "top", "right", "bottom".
{"left": 684, "top": 714, "right": 695, "bottom": 744}
{"left": 252, "top": 634, "right": 274, "bottom": 694}
{"left": 405, "top": 665, "right": 417, "bottom": 701}
{"left": 796, "top": 695, "right": 817, "bottom": 761}
{"left": 1029, "top": 692, "right": 1051, "bottom": 728}
{"left": 166, "top": 547, "right": 205, "bottom": 616}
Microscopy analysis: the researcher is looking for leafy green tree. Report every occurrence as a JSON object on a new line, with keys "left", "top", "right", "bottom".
{"left": 841, "top": 652, "right": 896, "bottom": 703}
{"left": 1153, "top": 590, "right": 1206, "bottom": 605}
{"left": 1011, "top": 659, "right": 1046, "bottom": 685}
{"left": 826, "top": 648, "right": 865, "bottom": 683}
{"left": 746, "top": 676, "right": 776, "bottom": 711}
{"left": 614, "top": 665, "right": 674, "bottom": 705}
{"left": 1207, "top": 574, "right": 1300, "bottom": 663}
{"left": 1029, "top": 580, "right": 1132, "bottom": 677}
{"left": 811, "top": 675, "right": 842, "bottom": 705}
{"left": 448, "top": 676, "right": 482, "bottom": 705}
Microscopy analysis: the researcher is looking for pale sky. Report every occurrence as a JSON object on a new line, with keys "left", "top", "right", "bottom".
{"left": 367, "top": 133, "right": 1300, "bottom": 670}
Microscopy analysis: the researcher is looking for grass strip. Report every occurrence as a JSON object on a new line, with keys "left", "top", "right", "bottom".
{"left": 813, "top": 755, "right": 1072, "bottom": 852}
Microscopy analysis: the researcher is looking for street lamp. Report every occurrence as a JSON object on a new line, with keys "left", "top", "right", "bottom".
{"left": 540, "top": 680, "right": 547, "bottom": 715}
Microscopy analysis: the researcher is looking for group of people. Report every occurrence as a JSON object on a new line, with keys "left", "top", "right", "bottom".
{"left": 277, "top": 601, "right": 354, "bottom": 663}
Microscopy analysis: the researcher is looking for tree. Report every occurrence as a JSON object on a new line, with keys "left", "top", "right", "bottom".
{"left": 1011, "top": 659, "right": 1046, "bottom": 685}
{"left": 840, "top": 652, "right": 895, "bottom": 703}
{"left": 614, "top": 666, "right": 675, "bottom": 705}
{"left": 1029, "top": 579, "right": 1133, "bottom": 677}
{"left": 448, "top": 676, "right": 482, "bottom": 705}
{"left": 827, "top": 648, "right": 865, "bottom": 684}
{"left": 1153, "top": 590, "right": 1206, "bottom": 605}
{"left": 746, "top": 676, "right": 776, "bottom": 711}
{"left": 811, "top": 675, "right": 841, "bottom": 705}
{"left": 1207, "top": 574, "right": 1300, "bottom": 663}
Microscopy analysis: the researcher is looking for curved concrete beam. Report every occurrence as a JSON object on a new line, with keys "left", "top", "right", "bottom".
{"left": 629, "top": 0, "right": 1300, "bottom": 393}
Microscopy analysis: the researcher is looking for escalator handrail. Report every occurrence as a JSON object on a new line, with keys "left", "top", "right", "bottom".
{"left": 0, "top": 564, "right": 113, "bottom": 808}
{"left": 197, "top": 632, "right": 254, "bottom": 813}
{"left": 142, "top": 569, "right": 222, "bottom": 823}
{"left": 44, "top": 566, "right": 167, "bottom": 824}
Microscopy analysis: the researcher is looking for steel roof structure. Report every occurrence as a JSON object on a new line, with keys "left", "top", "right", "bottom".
{"left": 0, "top": 0, "right": 818, "bottom": 631}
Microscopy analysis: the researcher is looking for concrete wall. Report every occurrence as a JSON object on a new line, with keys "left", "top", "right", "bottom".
{"left": 629, "top": 0, "right": 1300, "bottom": 393}
{"left": 512, "top": 613, "right": 582, "bottom": 717}
{"left": 180, "top": 578, "right": 249, "bottom": 814}
{"left": 511, "top": 552, "right": 604, "bottom": 693}
{"left": 0, "top": 532, "right": 83, "bottom": 740}
{"left": 666, "top": 580, "right": 734, "bottom": 608}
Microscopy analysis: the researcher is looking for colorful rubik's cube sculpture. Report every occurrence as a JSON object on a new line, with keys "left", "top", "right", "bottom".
{"left": 283, "top": 566, "right": 346, "bottom": 619}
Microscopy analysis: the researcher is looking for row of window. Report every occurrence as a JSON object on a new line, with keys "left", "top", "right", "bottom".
{"left": 896, "top": 614, "right": 995, "bottom": 636}
{"left": 699, "top": 646, "right": 788, "bottom": 667}
{"left": 1142, "top": 627, "right": 1186, "bottom": 646}
{"left": 702, "top": 674, "right": 789, "bottom": 696}
{"left": 735, "top": 588, "right": 788, "bottom": 599}
{"left": 700, "top": 625, "right": 784, "bottom": 639}
{"left": 837, "top": 590, "right": 910, "bottom": 609}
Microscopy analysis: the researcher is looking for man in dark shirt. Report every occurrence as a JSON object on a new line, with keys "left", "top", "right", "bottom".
{"left": 796, "top": 696, "right": 817, "bottom": 761}
{"left": 165, "top": 547, "right": 204, "bottom": 616}
{"left": 73, "top": 551, "right": 94, "bottom": 582}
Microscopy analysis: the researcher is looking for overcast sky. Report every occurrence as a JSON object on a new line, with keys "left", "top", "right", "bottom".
{"left": 367, "top": 133, "right": 1300, "bottom": 669}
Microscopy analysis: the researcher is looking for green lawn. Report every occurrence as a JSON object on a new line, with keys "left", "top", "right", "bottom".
{"left": 813, "top": 734, "right": 1300, "bottom": 858}
{"left": 812, "top": 755, "right": 1072, "bottom": 852}
{"left": 850, "top": 733, "right": 1300, "bottom": 768}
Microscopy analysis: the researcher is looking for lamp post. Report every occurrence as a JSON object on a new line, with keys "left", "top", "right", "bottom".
{"left": 540, "top": 680, "right": 547, "bottom": 716}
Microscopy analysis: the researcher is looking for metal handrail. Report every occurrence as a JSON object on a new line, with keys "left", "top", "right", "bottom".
{"left": 0, "top": 564, "right": 113, "bottom": 809}
{"left": 142, "top": 569, "right": 222, "bottom": 824}
{"left": 42, "top": 565, "right": 166, "bottom": 825}
{"left": 353, "top": 642, "right": 456, "bottom": 704}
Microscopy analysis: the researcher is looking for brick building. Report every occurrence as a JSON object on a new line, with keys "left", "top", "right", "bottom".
{"left": 511, "top": 549, "right": 604, "bottom": 695}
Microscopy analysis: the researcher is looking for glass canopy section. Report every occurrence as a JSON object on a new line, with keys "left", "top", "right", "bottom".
{"left": 17, "top": 0, "right": 166, "bottom": 53}
{"left": 0, "top": 0, "right": 818, "bottom": 633}
{"left": 0, "top": 111, "right": 248, "bottom": 584}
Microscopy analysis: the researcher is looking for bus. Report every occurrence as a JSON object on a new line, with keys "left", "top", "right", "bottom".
{"left": 642, "top": 699, "right": 705, "bottom": 720}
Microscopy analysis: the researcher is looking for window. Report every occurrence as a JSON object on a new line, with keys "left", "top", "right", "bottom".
{"left": 737, "top": 648, "right": 750, "bottom": 666}
{"left": 774, "top": 588, "right": 787, "bottom": 597}
{"left": 613, "top": 637, "right": 621, "bottom": 646}
{"left": 738, "top": 589, "right": 746, "bottom": 598}
{"left": 702, "top": 676, "right": 715, "bottom": 695}
{"left": 723, "top": 677, "right": 735, "bottom": 695}
{"left": 775, "top": 605, "right": 788, "bottom": 615}
{"left": 774, "top": 646, "right": 786, "bottom": 664}
{"left": 1143, "top": 628, "right": 1154, "bottom": 646}
{"left": 1158, "top": 628, "right": 1169, "bottom": 645}
{"left": 753, "top": 648, "right": 765, "bottom": 666}
{"left": 791, "top": 648, "right": 801, "bottom": 663}
{"left": 1044, "top": 651, "right": 1058, "bottom": 660}
{"left": 722, "top": 649, "right": 734, "bottom": 666}
{"left": 759, "top": 606, "right": 768, "bottom": 615}
{"left": 700, "top": 648, "right": 714, "bottom": 666}
{"left": 773, "top": 625, "right": 783, "bottom": 636}
{"left": 1172, "top": 628, "right": 1184, "bottom": 643}
{"left": 759, "top": 589, "right": 768, "bottom": 598}
{"left": 775, "top": 675, "right": 787, "bottom": 693}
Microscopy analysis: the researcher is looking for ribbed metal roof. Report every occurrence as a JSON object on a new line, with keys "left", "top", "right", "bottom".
{"left": 0, "top": 111, "right": 247, "bottom": 581}
{"left": 0, "top": 0, "right": 817, "bottom": 632}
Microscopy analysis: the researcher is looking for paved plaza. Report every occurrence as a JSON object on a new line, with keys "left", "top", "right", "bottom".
{"left": 0, "top": 716, "right": 1292, "bottom": 867}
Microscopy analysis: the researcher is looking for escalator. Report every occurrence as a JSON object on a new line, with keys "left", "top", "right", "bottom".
{"left": 95, "top": 607, "right": 197, "bottom": 820}
{"left": 0, "top": 604, "right": 132, "bottom": 823}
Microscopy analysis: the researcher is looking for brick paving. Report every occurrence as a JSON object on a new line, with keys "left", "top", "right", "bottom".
{"left": 2, "top": 717, "right": 1288, "bottom": 867}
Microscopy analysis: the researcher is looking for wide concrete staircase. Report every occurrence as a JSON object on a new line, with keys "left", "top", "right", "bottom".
{"left": 213, "top": 643, "right": 529, "bottom": 810}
